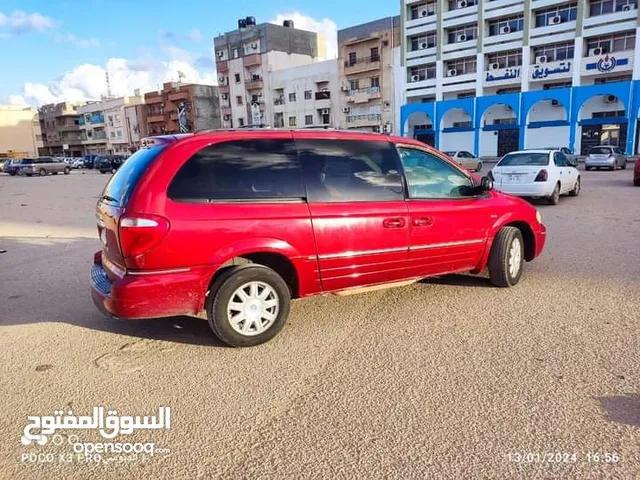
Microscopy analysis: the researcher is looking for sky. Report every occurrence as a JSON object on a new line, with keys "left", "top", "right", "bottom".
{"left": 0, "top": 0, "right": 398, "bottom": 106}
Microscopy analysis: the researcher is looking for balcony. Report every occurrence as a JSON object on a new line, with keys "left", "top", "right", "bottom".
{"left": 346, "top": 114, "right": 382, "bottom": 128}
{"left": 219, "top": 85, "right": 230, "bottom": 95}
{"left": 580, "top": 50, "right": 634, "bottom": 77}
{"left": 315, "top": 91, "right": 331, "bottom": 101}
{"left": 344, "top": 56, "right": 381, "bottom": 75}
{"left": 217, "top": 60, "right": 229, "bottom": 73}
{"left": 147, "top": 114, "right": 165, "bottom": 123}
{"left": 146, "top": 95, "right": 163, "bottom": 104}
{"left": 245, "top": 79, "right": 264, "bottom": 90}
{"left": 168, "top": 90, "right": 190, "bottom": 102}
{"left": 346, "top": 87, "right": 381, "bottom": 104}
{"left": 84, "top": 133, "right": 107, "bottom": 144}
{"left": 243, "top": 53, "right": 261, "bottom": 67}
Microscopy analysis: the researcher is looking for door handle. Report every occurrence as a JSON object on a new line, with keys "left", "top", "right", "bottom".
{"left": 383, "top": 218, "right": 406, "bottom": 228}
{"left": 412, "top": 217, "right": 433, "bottom": 227}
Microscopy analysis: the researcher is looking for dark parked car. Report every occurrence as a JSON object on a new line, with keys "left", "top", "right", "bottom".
{"left": 97, "top": 155, "right": 126, "bottom": 174}
{"left": 91, "top": 131, "right": 547, "bottom": 347}
{"left": 4, "top": 159, "right": 24, "bottom": 175}
{"left": 83, "top": 154, "right": 99, "bottom": 169}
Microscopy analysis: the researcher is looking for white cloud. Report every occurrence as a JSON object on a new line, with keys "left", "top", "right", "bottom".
{"left": 19, "top": 57, "right": 216, "bottom": 106}
{"left": 188, "top": 29, "right": 202, "bottom": 42}
{"left": 269, "top": 12, "right": 338, "bottom": 60}
{"left": 7, "top": 95, "right": 28, "bottom": 106}
{"left": 0, "top": 10, "right": 55, "bottom": 36}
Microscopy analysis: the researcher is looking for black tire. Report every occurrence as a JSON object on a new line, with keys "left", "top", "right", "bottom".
{"left": 488, "top": 226, "right": 524, "bottom": 288}
{"left": 39, "top": 168, "right": 46, "bottom": 176}
{"left": 634, "top": 178, "right": 640, "bottom": 187}
{"left": 207, "top": 265, "right": 291, "bottom": 347}
{"left": 63, "top": 167, "right": 70, "bottom": 175}
{"left": 585, "top": 166, "right": 591, "bottom": 171}
{"left": 621, "top": 161, "right": 626, "bottom": 170}
{"left": 100, "top": 170, "right": 107, "bottom": 174}
{"left": 547, "top": 183, "right": 560, "bottom": 205}
{"left": 568, "top": 176, "right": 580, "bottom": 197}
{"left": 9, "top": 171, "right": 16, "bottom": 176}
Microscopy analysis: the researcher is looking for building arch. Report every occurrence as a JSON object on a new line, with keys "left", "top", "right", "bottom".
{"left": 478, "top": 102, "right": 519, "bottom": 158}
{"left": 524, "top": 98, "right": 569, "bottom": 149}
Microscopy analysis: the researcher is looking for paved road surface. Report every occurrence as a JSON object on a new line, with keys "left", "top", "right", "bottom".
{"left": 1, "top": 168, "right": 638, "bottom": 478}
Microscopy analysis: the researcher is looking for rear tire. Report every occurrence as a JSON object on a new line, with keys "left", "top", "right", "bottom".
{"left": 568, "top": 176, "right": 580, "bottom": 196}
{"left": 488, "top": 226, "right": 524, "bottom": 288}
{"left": 39, "top": 168, "right": 46, "bottom": 176}
{"left": 63, "top": 167, "right": 70, "bottom": 175}
{"left": 634, "top": 178, "right": 640, "bottom": 187}
{"left": 621, "top": 161, "right": 626, "bottom": 170}
{"left": 547, "top": 183, "right": 560, "bottom": 205}
{"left": 207, "top": 265, "right": 291, "bottom": 347}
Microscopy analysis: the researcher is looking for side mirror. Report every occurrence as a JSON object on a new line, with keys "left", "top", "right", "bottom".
{"left": 480, "top": 176, "right": 494, "bottom": 192}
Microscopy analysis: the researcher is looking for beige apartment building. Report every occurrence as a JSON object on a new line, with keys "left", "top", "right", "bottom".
{"left": 0, "top": 105, "right": 42, "bottom": 157}
{"left": 338, "top": 16, "right": 401, "bottom": 134}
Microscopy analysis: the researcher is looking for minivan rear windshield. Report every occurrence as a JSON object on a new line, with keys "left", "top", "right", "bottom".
{"left": 589, "top": 147, "right": 612, "bottom": 155}
{"left": 497, "top": 152, "right": 549, "bottom": 167}
{"left": 101, "top": 145, "right": 167, "bottom": 206}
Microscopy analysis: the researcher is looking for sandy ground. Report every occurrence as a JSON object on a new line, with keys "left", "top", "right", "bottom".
{"left": 0, "top": 167, "right": 639, "bottom": 479}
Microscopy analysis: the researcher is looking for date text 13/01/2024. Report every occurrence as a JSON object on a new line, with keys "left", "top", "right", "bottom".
{"left": 507, "top": 452, "right": 621, "bottom": 464}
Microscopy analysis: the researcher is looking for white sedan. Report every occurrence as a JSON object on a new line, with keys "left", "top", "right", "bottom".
{"left": 489, "top": 149, "right": 580, "bottom": 205}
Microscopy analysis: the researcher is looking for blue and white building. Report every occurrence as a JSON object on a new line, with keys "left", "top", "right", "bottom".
{"left": 400, "top": 0, "right": 640, "bottom": 156}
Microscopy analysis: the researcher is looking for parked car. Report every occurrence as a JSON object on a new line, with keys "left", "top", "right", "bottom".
{"left": 83, "top": 154, "right": 99, "bottom": 169}
{"left": 443, "top": 151, "right": 483, "bottom": 172}
{"left": 0, "top": 159, "right": 8, "bottom": 173}
{"left": 584, "top": 146, "right": 627, "bottom": 171}
{"left": 19, "top": 157, "right": 71, "bottom": 176}
{"left": 97, "top": 155, "right": 126, "bottom": 174}
{"left": 91, "top": 131, "right": 547, "bottom": 347}
{"left": 544, "top": 147, "right": 577, "bottom": 167}
{"left": 72, "top": 158, "right": 85, "bottom": 169}
{"left": 634, "top": 158, "right": 640, "bottom": 186}
{"left": 489, "top": 149, "right": 580, "bottom": 205}
{"left": 4, "top": 158, "right": 24, "bottom": 176}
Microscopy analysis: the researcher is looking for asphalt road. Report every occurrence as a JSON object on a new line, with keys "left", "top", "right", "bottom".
{"left": 1, "top": 167, "right": 639, "bottom": 479}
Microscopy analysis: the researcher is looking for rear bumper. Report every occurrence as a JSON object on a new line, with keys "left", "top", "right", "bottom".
{"left": 90, "top": 255, "right": 211, "bottom": 319}
{"left": 585, "top": 158, "right": 615, "bottom": 167}
{"left": 498, "top": 182, "right": 554, "bottom": 198}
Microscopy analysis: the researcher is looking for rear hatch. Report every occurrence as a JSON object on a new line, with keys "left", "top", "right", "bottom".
{"left": 588, "top": 147, "right": 612, "bottom": 160}
{"left": 96, "top": 143, "right": 169, "bottom": 280}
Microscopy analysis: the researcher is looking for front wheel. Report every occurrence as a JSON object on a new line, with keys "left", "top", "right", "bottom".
{"left": 39, "top": 168, "right": 46, "bottom": 176}
{"left": 569, "top": 177, "right": 580, "bottom": 196}
{"left": 207, "top": 265, "right": 291, "bottom": 347}
{"left": 63, "top": 167, "right": 70, "bottom": 175}
{"left": 488, "top": 226, "right": 524, "bottom": 288}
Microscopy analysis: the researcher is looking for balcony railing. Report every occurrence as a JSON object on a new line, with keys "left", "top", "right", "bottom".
{"left": 344, "top": 55, "right": 380, "bottom": 69}
{"left": 243, "top": 53, "right": 261, "bottom": 67}
{"left": 168, "top": 91, "right": 189, "bottom": 102}
{"left": 246, "top": 79, "right": 264, "bottom": 90}
{"left": 346, "top": 86, "right": 380, "bottom": 96}
{"left": 217, "top": 60, "right": 229, "bottom": 73}
{"left": 146, "top": 95, "right": 163, "bottom": 104}
{"left": 147, "top": 115, "right": 165, "bottom": 123}
{"left": 346, "top": 113, "right": 382, "bottom": 125}
{"left": 274, "top": 96, "right": 286, "bottom": 106}
{"left": 315, "top": 91, "right": 331, "bottom": 100}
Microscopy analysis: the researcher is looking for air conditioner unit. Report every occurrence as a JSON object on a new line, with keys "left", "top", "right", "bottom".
{"left": 321, "top": 88, "right": 329, "bottom": 92}
{"left": 421, "top": 42, "right": 428, "bottom": 49}
{"left": 340, "top": 85, "right": 348, "bottom": 91}
{"left": 218, "top": 76, "right": 226, "bottom": 83}
{"left": 458, "top": 0, "right": 468, "bottom": 7}
{"left": 221, "top": 94, "right": 228, "bottom": 100}
{"left": 448, "top": 69, "right": 458, "bottom": 76}
{"left": 458, "top": 34, "right": 468, "bottom": 42}
{"left": 383, "top": 123, "right": 392, "bottom": 134}
{"left": 216, "top": 51, "right": 224, "bottom": 58}
{"left": 500, "top": 25, "right": 511, "bottom": 34}
{"left": 490, "top": 62, "right": 500, "bottom": 70}
{"left": 342, "top": 107, "right": 350, "bottom": 113}
{"left": 590, "top": 47, "right": 603, "bottom": 56}
{"left": 604, "top": 95, "right": 617, "bottom": 103}
{"left": 251, "top": 43, "right": 258, "bottom": 49}
{"left": 321, "top": 109, "right": 330, "bottom": 115}
{"left": 411, "top": 74, "right": 420, "bottom": 81}
{"left": 536, "top": 55, "right": 548, "bottom": 64}
{"left": 420, "top": 8, "right": 428, "bottom": 17}
{"left": 427, "top": 4, "right": 436, "bottom": 14}
{"left": 223, "top": 115, "right": 230, "bottom": 121}
{"left": 550, "top": 15, "right": 562, "bottom": 25}
{"left": 622, "top": 4, "right": 635, "bottom": 11}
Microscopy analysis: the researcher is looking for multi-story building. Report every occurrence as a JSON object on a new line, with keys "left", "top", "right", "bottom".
{"left": 144, "top": 82, "right": 221, "bottom": 136}
{"left": 400, "top": 0, "right": 640, "bottom": 156}
{"left": 337, "top": 16, "right": 401, "bottom": 134}
{"left": 0, "top": 105, "right": 43, "bottom": 157}
{"left": 124, "top": 103, "right": 148, "bottom": 152}
{"left": 38, "top": 102, "right": 85, "bottom": 157}
{"left": 270, "top": 60, "right": 339, "bottom": 128}
{"left": 79, "top": 96, "right": 145, "bottom": 155}
{"left": 214, "top": 17, "right": 325, "bottom": 128}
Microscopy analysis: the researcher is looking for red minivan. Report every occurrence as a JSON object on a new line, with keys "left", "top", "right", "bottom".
{"left": 91, "top": 130, "right": 546, "bottom": 347}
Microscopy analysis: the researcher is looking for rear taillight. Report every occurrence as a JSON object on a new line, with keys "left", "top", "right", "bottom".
{"left": 534, "top": 169, "right": 548, "bottom": 182}
{"left": 119, "top": 214, "right": 170, "bottom": 258}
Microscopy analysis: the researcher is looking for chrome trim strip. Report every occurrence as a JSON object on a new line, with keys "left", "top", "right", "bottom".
{"left": 127, "top": 268, "right": 192, "bottom": 276}
{"left": 319, "top": 246, "right": 407, "bottom": 260}
{"left": 409, "top": 239, "right": 484, "bottom": 251}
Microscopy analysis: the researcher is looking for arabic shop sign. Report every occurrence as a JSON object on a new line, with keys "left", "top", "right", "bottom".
{"left": 484, "top": 67, "right": 521, "bottom": 85}
{"left": 530, "top": 61, "right": 572, "bottom": 82}
{"left": 582, "top": 54, "right": 632, "bottom": 76}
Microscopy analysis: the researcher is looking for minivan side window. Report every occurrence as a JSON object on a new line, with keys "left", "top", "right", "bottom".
{"left": 168, "top": 139, "right": 304, "bottom": 201}
{"left": 295, "top": 139, "right": 404, "bottom": 203}
{"left": 397, "top": 147, "right": 473, "bottom": 199}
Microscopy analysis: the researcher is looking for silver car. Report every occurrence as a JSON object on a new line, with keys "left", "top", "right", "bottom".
{"left": 443, "top": 150, "right": 483, "bottom": 172}
{"left": 585, "top": 146, "right": 627, "bottom": 171}
{"left": 19, "top": 157, "right": 71, "bottom": 176}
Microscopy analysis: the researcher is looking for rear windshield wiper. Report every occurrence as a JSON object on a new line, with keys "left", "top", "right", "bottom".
{"left": 100, "top": 194, "right": 119, "bottom": 203}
